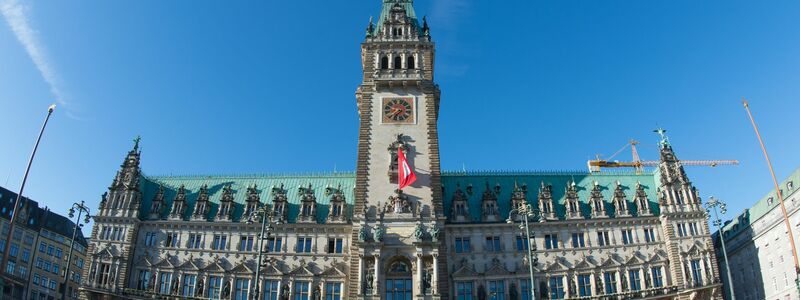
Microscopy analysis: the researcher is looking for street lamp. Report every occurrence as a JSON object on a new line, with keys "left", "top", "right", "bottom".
{"left": 245, "top": 204, "right": 282, "bottom": 300}
{"left": 506, "top": 203, "right": 541, "bottom": 300}
{"left": 705, "top": 196, "right": 735, "bottom": 300}
{"left": 2, "top": 104, "right": 56, "bottom": 296}
{"left": 62, "top": 200, "right": 91, "bottom": 300}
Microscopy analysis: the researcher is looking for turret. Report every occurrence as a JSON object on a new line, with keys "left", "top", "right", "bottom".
{"left": 100, "top": 136, "right": 143, "bottom": 218}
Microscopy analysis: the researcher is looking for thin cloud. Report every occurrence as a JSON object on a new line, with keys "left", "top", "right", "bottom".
{"left": 1, "top": 0, "right": 79, "bottom": 119}
{"left": 430, "top": 0, "right": 471, "bottom": 31}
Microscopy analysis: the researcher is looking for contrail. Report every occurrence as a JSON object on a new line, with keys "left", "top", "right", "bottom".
{"left": 1, "top": 0, "right": 78, "bottom": 119}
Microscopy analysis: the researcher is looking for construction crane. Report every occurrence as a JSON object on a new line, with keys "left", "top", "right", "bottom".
{"left": 588, "top": 138, "right": 739, "bottom": 173}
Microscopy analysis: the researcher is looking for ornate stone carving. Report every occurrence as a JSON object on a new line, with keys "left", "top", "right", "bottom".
{"left": 481, "top": 182, "right": 500, "bottom": 222}
{"left": 326, "top": 185, "right": 347, "bottom": 223}
{"left": 450, "top": 184, "right": 470, "bottom": 222}
{"left": 590, "top": 181, "right": 607, "bottom": 218}
{"left": 613, "top": 181, "right": 630, "bottom": 217}
{"left": 216, "top": 184, "right": 235, "bottom": 221}
{"left": 297, "top": 184, "right": 318, "bottom": 223}
{"left": 192, "top": 184, "right": 210, "bottom": 220}
{"left": 271, "top": 184, "right": 289, "bottom": 221}
{"left": 538, "top": 182, "right": 556, "bottom": 220}
{"left": 565, "top": 181, "right": 582, "bottom": 219}
{"left": 374, "top": 225, "right": 385, "bottom": 242}
{"left": 413, "top": 223, "right": 424, "bottom": 242}
{"left": 385, "top": 189, "right": 412, "bottom": 214}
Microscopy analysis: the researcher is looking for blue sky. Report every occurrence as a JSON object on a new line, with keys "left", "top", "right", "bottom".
{"left": 1, "top": 0, "right": 799, "bottom": 233}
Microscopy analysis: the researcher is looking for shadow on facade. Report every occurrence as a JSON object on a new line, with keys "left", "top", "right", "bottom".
{"left": 716, "top": 210, "right": 765, "bottom": 300}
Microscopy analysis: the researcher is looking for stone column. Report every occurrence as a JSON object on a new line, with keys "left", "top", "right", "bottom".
{"left": 432, "top": 254, "right": 439, "bottom": 294}
{"left": 416, "top": 254, "right": 424, "bottom": 296}
{"left": 374, "top": 255, "right": 381, "bottom": 296}
{"left": 358, "top": 254, "right": 365, "bottom": 294}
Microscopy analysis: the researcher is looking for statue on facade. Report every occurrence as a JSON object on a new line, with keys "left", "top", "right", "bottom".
{"left": 386, "top": 189, "right": 411, "bottom": 214}
{"left": 149, "top": 274, "right": 156, "bottom": 291}
{"left": 509, "top": 282, "right": 518, "bottom": 300}
{"left": 222, "top": 280, "right": 231, "bottom": 298}
{"left": 413, "top": 223, "right": 424, "bottom": 242}
{"left": 358, "top": 226, "right": 367, "bottom": 242}
{"left": 280, "top": 284, "right": 290, "bottom": 300}
{"left": 365, "top": 271, "right": 375, "bottom": 293}
{"left": 374, "top": 225, "right": 385, "bottom": 242}
{"left": 568, "top": 277, "right": 576, "bottom": 296}
{"left": 313, "top": 286, "right": 321, "bottom": 300}
{"left": 171, "top": 276, "right": 180, "bottom": 295}
{"left": 430, "top": 226, "right": 440, "bottom": 242}
{"left": 477, "top": 285, "right": 487, "bottom": 300}
{"left": 196, "top": 278, "right": 204, "bottom": 297}
{"left": 422, "top": 269, "right": 432, "bottom": 293}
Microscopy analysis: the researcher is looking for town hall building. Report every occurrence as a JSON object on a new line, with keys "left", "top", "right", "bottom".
{"left": 80, "top": 1, "right": 722, "bottom": 299}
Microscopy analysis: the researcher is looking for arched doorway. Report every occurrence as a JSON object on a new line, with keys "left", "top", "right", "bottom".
{"left": 385, "top": 257, "right": 413, "bottom": 300}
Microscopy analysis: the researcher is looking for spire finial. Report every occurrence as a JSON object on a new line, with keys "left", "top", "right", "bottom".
{"left": 653, "top": 127, "right": 670, "bottom": 147}
{"left": 133, "top": 135, "right": 142, "bottom": 151}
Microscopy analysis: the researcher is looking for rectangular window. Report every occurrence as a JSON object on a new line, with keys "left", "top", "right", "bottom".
{"left": 296, "top": 237, "right": 313, "bottom": 253}
{"left": 643, "top": 228, "right": 656, "bottom": 243}
{"left": 488, "top": 280, "right": 505, "bottom": 300}
{"left": 325, "top": 282, "right": 342, "bottom": 300}
{"left": 604, "top": 272, "right": 618, "bottom": 294}
{"left": 209, "top": 276, "right": 222, "bottom": 299}
{"left": 18, "top": 265, "right": 27, "bottom": 277}
{"left": 234, "top": 278, "right": 250, "bottom": 300}
{"left": 166, "top": 233, "right": 179, "bottom": 248}
{"left": 182, "top": 274, "right": 196, "bottom": 296}
{"left": 621, "top": 229, "right": 634, "bottom": 245}
{"left": 597, "top": 231, "right": 610, "bottom": 247}
{"left": 212, "top": 235, "right": 227, "bottom": 250}
{"left": 100, "top": 264, "right": 111, "bottom": 285}
{"left": 577, "top": 274, "right": 592, "bottom": 297}
{"left": 629, "top": 270, "right": 642, "bottom": 291}
{"left": 520, "top": 279, "right": 531, "bottom": 300}
{"left": 689, "top": 223, "right": 698, "bottom": 235}
{"left": 137, "top": 270, "right": 151, "bottom": 290}
{"left": 36, "top": 258, "right": 43, "bottom": 269}
{"left": 385, "top": 279, "right": 412, "bottom": 300}
{"left": 455, "top": 237, "right": 471, "bottom": 253}
{"left": 55, "top": 248, "right": 62, "bottom": 259}
{"left": 691, "top": 259, "right": 703, "bottom": 286}
{"left": 43, "top": 261, "right": 51, "bottom": 272}
{"left": 39, "top": 242, "right": 46, "bottom": 253}
{"left": 327, "top": 238, "right": 343, "bottom": 254}
{"left": 53, "top": 264, "right": 60, "bottom": 275}
{"left": 549, "top": 276, "right": 565, "bottom": 300}
{"left": 49, "top": 280, "right": 56, "bottom": 290}
{"left": 9, "top": 243, "right": 18, "bottom": 258}
{"left": 238, "top": 236, "right": 254, "bottom": 252}
{"left": 47, "top": 245, "right": 54, "bottom": 256}
{"left": 5, "top": 261, "right": 14, "bottom": 274}
{"left": 144, "top": 232, "right": 157, "bottom": 246}
{"left": 456, "top": 282, "right": 474, "bottom": 300}
{"left": 651, "top": 267, "right": 664, "bottom": 288}
{"left": 515, "top": 236, "right": 529, "bottom": 251}
{"left": 187, "top": 234, "right": 202, "bottom": 249}
{"left": 485, "top": 236, "right": 501, "bottom": 252}
{"left": 294, "top": 281, "right": 310, "bottom": 300}
{"left": 264, "top": 280, "right": 280, "bottom": 300}
{"left": 545, "top": 234, "right": 559, "bottom": 250}
{"left": 571, "top": 233, "right": 585, "bottom": 248}
{"left": 41, "top": 276, "right": 48, "bottom": 288}
{"left": 159, "top": 272, "right": 172, "bottom": 294}
{"left": 33, "top": 273, "right": 40, "bottom": 285}
{"left": 267, "top": 237, "right": 283, "bottom": 253}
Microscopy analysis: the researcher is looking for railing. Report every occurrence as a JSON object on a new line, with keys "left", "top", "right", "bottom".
{"left": 373, "top": 69, "right": 423, "bottom": 80}
{"left": 564, "top": 285, "right": 680, "bottom": 300}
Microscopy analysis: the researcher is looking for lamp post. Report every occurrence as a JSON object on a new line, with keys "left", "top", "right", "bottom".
{"left": 245, "top": 205, "right": 282, "bottom": 300}
{"left": 705, "top": 197, "right": 735, "bottom": 300}
{"left": 1, "top": 104, "right": 55, "bottom": 295}
{"left": 507, "top": 203, "right": 540, "bottom": 300}
{"left": 61, "top": 200, "right": 90, "bottom": 300}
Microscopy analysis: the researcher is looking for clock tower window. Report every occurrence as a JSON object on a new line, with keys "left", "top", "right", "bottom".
{"left": 407, "top": 56, "right": 415, "bottom": 69}
{"left": 393, "top": 56, "right": 402, "bottom": 69}
{"left": 380, "top": 56, "right": 389, "bottom": 70}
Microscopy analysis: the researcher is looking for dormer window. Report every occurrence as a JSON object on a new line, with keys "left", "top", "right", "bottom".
{"left": 331, "top": 203, "right": 342, "bottom": 217}
{"left": 302, "top": 203, "right": 313, "bottom": 217}
{"left": 274, "top": 202, "right": 285, "bottom": 215}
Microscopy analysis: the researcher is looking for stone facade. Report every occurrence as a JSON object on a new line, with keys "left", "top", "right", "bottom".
{"left": 80, "top": 1, "right": 722, "bottom": 300}
{"left": 714, "top": 168, "right": 800, "bottom": 300}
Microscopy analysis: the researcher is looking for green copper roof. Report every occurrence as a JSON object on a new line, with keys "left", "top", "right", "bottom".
{"left": 441, "top": 171, "right": 661, "bottom": 222}
{"left": 375, "top": 0, "right": 421, "bottom": 33}
{"left": 720, "top": 167, "right": 800, "bottom": 239}
{"left": 139, "top": 173, "right": 356, "bottom": 223}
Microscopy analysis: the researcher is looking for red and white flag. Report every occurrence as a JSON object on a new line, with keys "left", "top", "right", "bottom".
{"left": 398, "top": 147, "right": 417, "bottom": 189}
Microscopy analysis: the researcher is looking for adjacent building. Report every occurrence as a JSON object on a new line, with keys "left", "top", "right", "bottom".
{"left": 80, "top": 1, "right": 723, "bottom": 299}
{"left": 0, "top": 186, "right": 89, "bottom": 300}
{"left": 714, "top": 167, "right": 800, "bottom": 300}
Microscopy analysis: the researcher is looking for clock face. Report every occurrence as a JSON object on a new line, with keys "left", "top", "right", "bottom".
{"left": 382, "top": 97, "right": 414, "bottom": 124}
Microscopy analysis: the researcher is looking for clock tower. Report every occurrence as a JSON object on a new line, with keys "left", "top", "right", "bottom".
{"left": 349, "top": 0, "right": 448, "bottom": 299}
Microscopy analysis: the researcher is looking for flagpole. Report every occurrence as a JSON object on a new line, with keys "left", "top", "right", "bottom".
{"left": 743, "top": 99, "right": 800, "bottom": 292}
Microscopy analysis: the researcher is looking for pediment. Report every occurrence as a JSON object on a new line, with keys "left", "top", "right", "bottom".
{"left": 137, "top": 256, "right": 155, "bottom": 267}
{"left": 485, "top": 263, "right": 510, "bottom": 276}
{"left": 179, "top": 259, "right": 201, "bottom": 271}
{"left": 599, "top": 256, "right": 622, "bottom": 268}
{"left": 574, "top": 257, "right": 596, "bottom": 270}
{"left": 625, "top": 254, "right": 644, "bottom": 265}
{"left": 321, "top": 265, "right": 347, "bottom": 278}
{"left": 231, "top": 262, "right": 255, "bottom": 274}
{"left": 290, "top": 265, "right": 316, "bottom": 277}
{"left": 545, "top": 260, "right": 570, "bottom": 272}
{"left": 452, "top": 265, "right": 479, "bottom": 278}
{"left": 95, "top": 246, "right": 119, "bottom": 259}
{"left": 262, "top": 264, "right": 284, "bottom": 276}
{"left": 202, "top": 260, "right": 228, "bottom": 272}
{"left": 155, "top": 257, "right": 176, "bottom": 269}
{"left": 648, "top": 252, "right": 667, "bottom": 263}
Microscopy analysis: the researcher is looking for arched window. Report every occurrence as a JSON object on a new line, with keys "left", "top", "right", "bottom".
{"left": 394, "top": 56, "right": 403, "bottom": 69}
{"left": 380, "top": 56, "right": 389, "bottom": 70}
{"left": 407, "top": 56, "right": 415, "bottom": 69}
